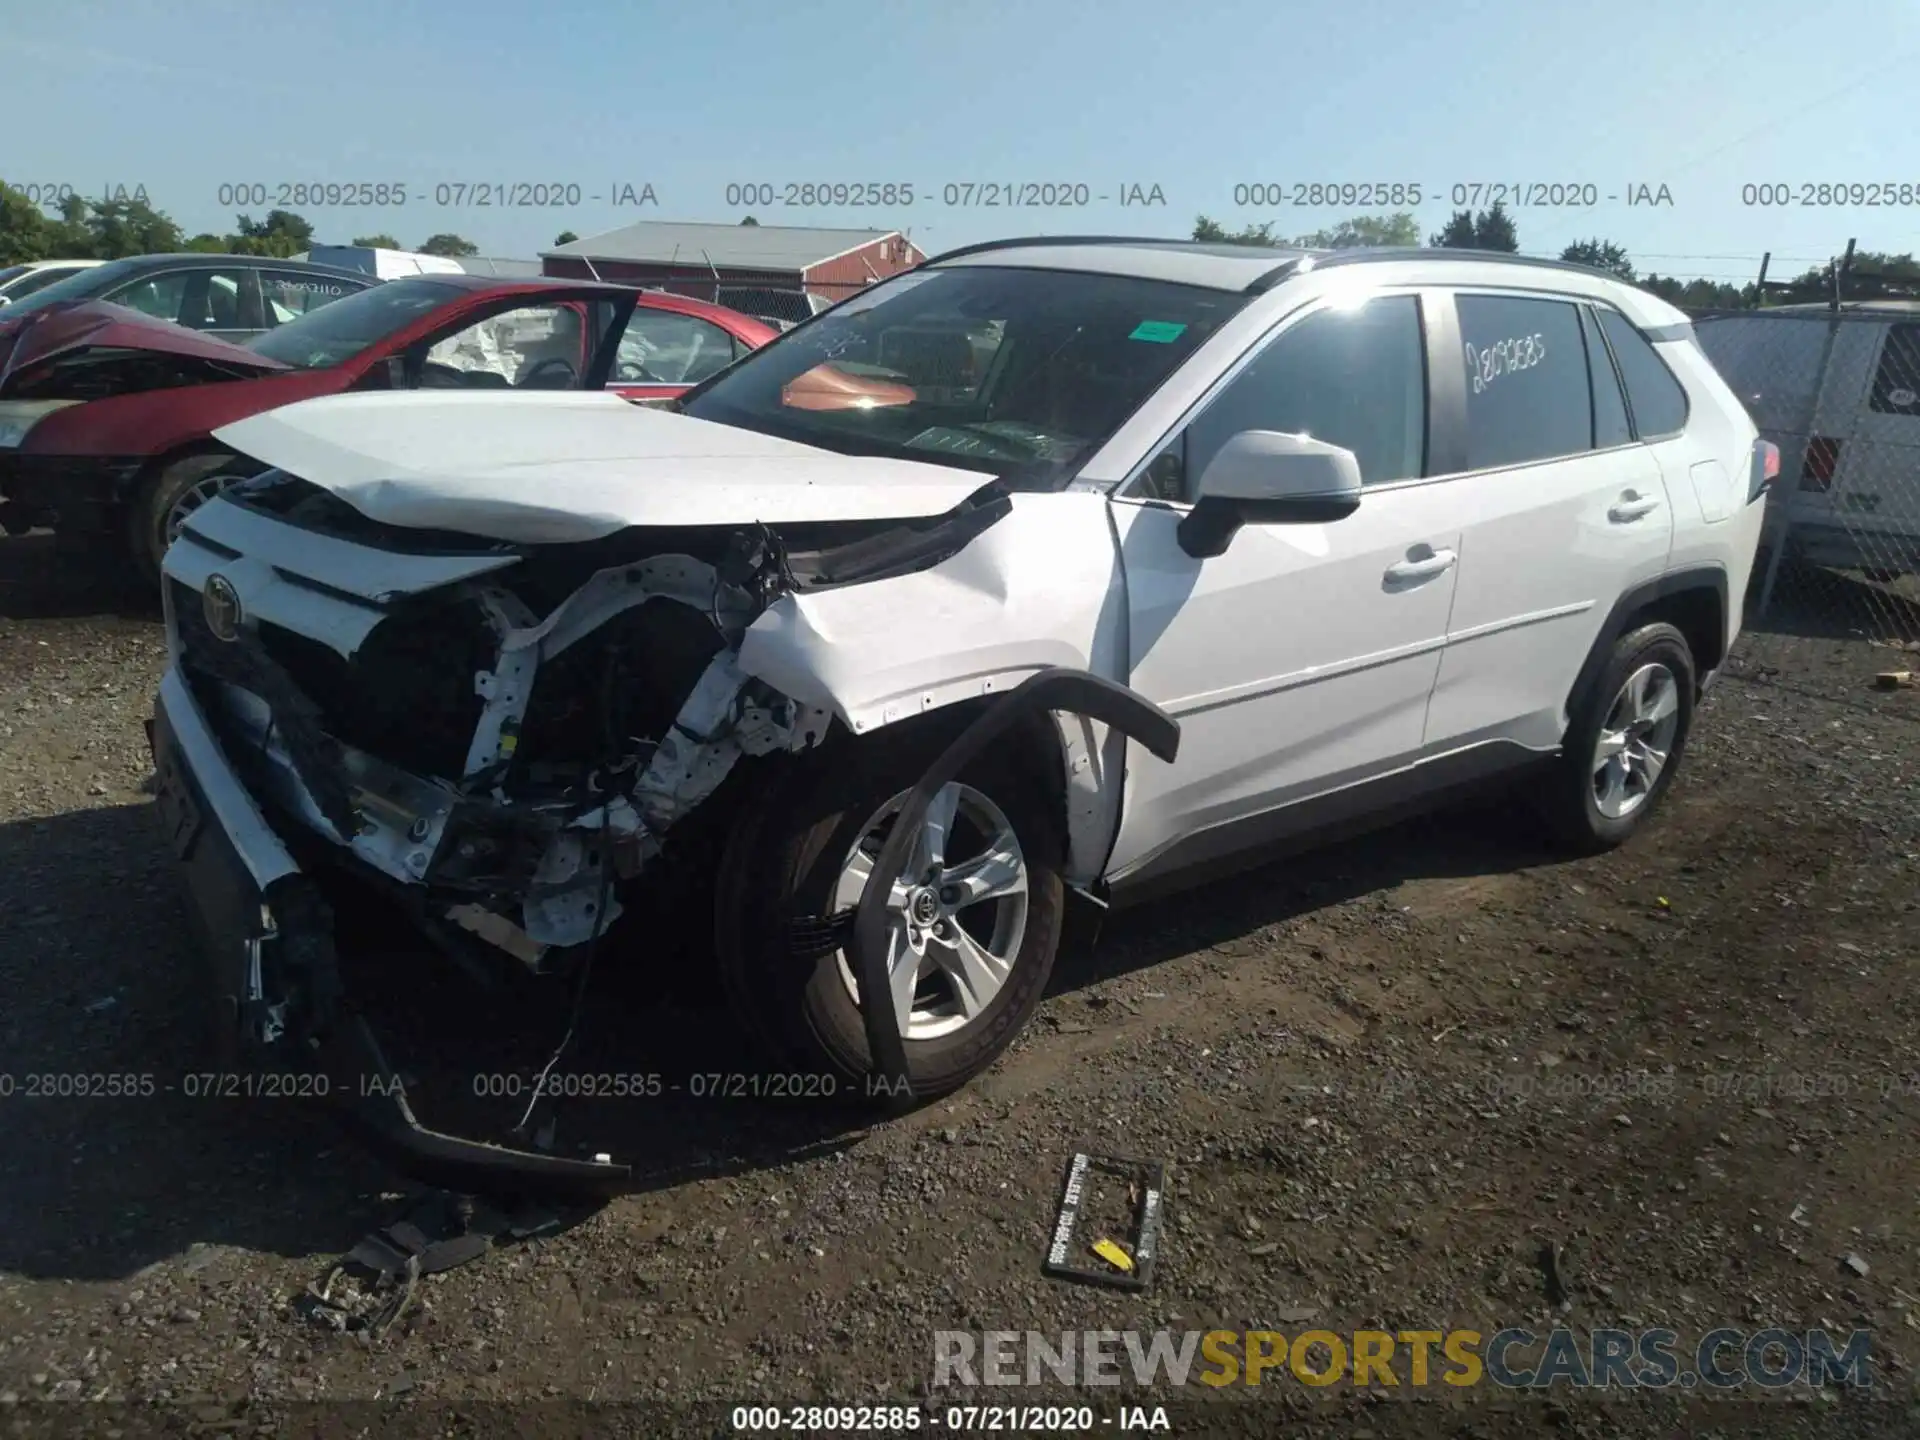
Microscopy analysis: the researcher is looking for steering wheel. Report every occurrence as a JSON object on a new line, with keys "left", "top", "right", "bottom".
{"left": 419, "top": 360, "right": 468, "bottom": 387}
{"left": 616, "top": 359, "right": 664, "bottom": 384}
{"left": 519, "top": 356, "right": 578, "bottom": 388}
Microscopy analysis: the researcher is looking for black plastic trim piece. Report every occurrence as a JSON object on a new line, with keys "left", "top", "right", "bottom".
{"left": 1175, "top": 492, "right": 1361, "bottom": 558}
{"left": 1564, "top": 564, "right": 1730, "bottom": 721}
{"left": 849, "top": 668, "right": 1179, "bottom": 1102}
{"left": 318, "top": 1017, "right": 635, "bottom": 1199}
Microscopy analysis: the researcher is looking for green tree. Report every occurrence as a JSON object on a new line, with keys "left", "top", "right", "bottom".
{"left": 183, "top": 233, "right": 229, "bottom": 253}
{"left": 1640, "top": 274, "right": 1749, "bottom": 311}
{"left": 1289, "top": 213, "right": 1420, "bottom": 249}
{"left": 418, "top": 232, "right": 479, "bottom": 257}
{"left": 351, "top": 233, "right": 401, "bottom": 249}
{"left": 1430, "top": 209, "right": 1478, "bottom": 248}
{"left": 552, "top": 230, "right": 579, "bottom": 245}
{"left": 1192, "top": 215, "right": 1278, "bottom": 246}
{"left": 739, "top": 216, "right": 759, "bottom": 227}
{"left": 1473, "top": 201, "right": 1518, "bottom": 253}
{"left": 71, "top": 195, "right": 184, "bottom": 258}
{"left": 0, "top": 183, "right": 54, "bottom": 263}
{"left": 1429, "top": 204, "right": 1518, "bottom": 252}
{"left": 228, "top": 209, "right": 315, "bottom": 257}
{"left": 1560, "top": 239, "right": 1635, "bottom": 281}
{"left": 43, "top": 194, "right": 98, "bottom": 256}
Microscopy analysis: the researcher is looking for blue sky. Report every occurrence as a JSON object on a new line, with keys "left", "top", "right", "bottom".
{"left": 3, "top": 0, "right": 1917, "bottom": 285}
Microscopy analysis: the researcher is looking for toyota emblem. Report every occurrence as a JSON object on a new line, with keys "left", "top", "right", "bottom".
{"left": 202, "top": 574, "right": 243, "bottom": 642}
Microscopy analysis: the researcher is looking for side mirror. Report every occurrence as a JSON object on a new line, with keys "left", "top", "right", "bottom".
{"left": 1176, "top": 430, "right": 1364, "bottom": 558}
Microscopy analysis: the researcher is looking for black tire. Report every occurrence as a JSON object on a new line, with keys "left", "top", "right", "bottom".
{"left": 125, "top": 452, "right": 257, "bottom": 589}
{"left": 1537, "top": 621, "right": 1697, "bottom": 855}
{"left": 715, "top": 722, "right": 1065, "bottom": 1102}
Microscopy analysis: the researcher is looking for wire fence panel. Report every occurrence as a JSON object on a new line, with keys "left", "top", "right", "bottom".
{"left": 1694, "top": 307, "right": 1920, "bottom": 649}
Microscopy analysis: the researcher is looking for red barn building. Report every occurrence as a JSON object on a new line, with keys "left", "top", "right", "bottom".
{"left": 541, "top": 222, "right": 924, "bottom": 325}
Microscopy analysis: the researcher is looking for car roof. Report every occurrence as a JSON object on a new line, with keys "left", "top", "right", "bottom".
{"left": 920, "top": 236, "right": 1690, "bottom": 327}
{"left": 88, "top": 253, "right": 376, "bottom": 282}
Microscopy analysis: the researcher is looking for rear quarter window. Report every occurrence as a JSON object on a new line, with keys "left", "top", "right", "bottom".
{"left": 1597, "top": 308, "right": 1689, "bottom": 439}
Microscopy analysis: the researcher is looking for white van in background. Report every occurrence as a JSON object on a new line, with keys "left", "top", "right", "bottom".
{"left": 302, "top": 245, "right": 467, "bottom": 280}
{"left": 1694, "top": 302, "right": 1920, "bottom": 580}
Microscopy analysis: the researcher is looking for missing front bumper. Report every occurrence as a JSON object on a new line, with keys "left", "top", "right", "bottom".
{"left": 149, "top": 666, "right": 633, "bottom": 1197}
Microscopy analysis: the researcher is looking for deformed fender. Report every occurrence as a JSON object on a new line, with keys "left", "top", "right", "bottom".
{"left": 733, "top": 488, "right": 1136, "bottom": 885}
{"left": 851, "top": 666, "right": 1179, "bottom": 1104}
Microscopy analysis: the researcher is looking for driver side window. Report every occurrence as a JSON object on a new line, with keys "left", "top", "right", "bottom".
{"left": 1139, "top": 295, "right": 1429, "bottom": 502}
{"left": 424, "top": 303, "right": 585, "bottom": 388}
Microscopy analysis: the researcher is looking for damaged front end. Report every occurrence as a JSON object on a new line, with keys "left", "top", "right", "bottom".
{"left": 0, "top": 302, "right": 289, "bottom": 534}
{"left": 151, "top": 468, "right": 1014, "bottom": 1191}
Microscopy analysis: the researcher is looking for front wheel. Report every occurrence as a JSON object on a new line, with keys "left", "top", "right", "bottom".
{"left": 1536, "top": 621, "right": 1697, "bottom": 854}
{"left": 126, "top": 453, "right": 260, "bottom": 588}
{"left": 715, "top": 727, "right": 1064, "bottom": 1101}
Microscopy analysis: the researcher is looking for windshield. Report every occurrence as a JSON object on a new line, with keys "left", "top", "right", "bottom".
{"left": 244, "top": 277, "right": 463, "bottom": 368}
{"left": 0, "top": 259, "right": 134, "bottom": 317}
{"left": 678, "top": 265, "right": 1249, "bottom": 485}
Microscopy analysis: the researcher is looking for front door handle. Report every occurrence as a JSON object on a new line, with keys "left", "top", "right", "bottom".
{"left": 1608, "top": 492, "right": 1662, "bottom": 523}
{"left": 1384, "top": 548, "right": 1458, "bottom": 584}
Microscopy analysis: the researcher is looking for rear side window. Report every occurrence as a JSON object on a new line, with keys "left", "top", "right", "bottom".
{"left": 1456, "top": 294, "right": 1591, "bottom": 470}
{"left": 1868, "top": 323, "right": 1920, "bottom": 414}
{"left": 1581, "top": 307, "right": 1633, "bottom": 447}
{"left": 1596, "top": 308, "right": 1689, "bottom": 438}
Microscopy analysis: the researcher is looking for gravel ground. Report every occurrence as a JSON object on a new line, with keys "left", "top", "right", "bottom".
{"left": 2, "top": 530, "right": 1919, "bottom": 1439}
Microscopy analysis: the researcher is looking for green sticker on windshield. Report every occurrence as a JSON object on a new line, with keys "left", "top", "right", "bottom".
{"left": 1129, "top": 320, "right": 1187, "bottom": 343}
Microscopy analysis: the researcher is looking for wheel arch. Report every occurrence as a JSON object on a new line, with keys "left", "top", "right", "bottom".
{"left": 1565, "top": 565, "right": 1728, "bottom": 730}
{"left": 844, "top": 667, "right": 1179, "bottom": 1100}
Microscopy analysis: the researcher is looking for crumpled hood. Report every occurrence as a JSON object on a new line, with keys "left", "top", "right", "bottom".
{"left": 213, "top": 390, "right": 998, "bottom": 543}
{"left": 0, "top": 300, "right": 288, "bottom": 390}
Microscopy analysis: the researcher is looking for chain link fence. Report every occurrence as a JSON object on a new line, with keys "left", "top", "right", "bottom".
{"left": 1693, "top": 305, "right": 1920, "bottom": 651}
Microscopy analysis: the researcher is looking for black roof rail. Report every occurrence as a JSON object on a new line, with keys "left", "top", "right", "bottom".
{"left": 1247, "top": 252, "right": 1329, "bottom": 293}
{"left": 922, "top": 235, "right": 1192, "bottom": 264}
{"left": 1311, "top": 246, "right": 1638, "bottom": 284}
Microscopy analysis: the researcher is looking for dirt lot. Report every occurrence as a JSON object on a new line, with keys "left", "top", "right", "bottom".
{"left": 2, "top": 532, "right": 1918, "bottom": 1438}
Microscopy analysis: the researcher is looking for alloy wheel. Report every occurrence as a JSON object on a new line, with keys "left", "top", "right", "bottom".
{"left": 1591, "top": 662, "right": 1681, "bottom": 820}
{"left": 832, "top": 782, "right": 1029, "bottom": 1041}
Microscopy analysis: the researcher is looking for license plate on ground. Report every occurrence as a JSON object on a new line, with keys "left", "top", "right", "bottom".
{"left": 154, "top": 755, "right": 204, "bottom": 861}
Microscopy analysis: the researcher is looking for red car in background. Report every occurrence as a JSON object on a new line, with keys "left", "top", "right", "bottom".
{"left": 0, "top": 276, "right": 777, "bottom": 582}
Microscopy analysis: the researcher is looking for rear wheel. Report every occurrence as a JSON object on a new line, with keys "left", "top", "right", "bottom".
{"left": 1537, "top": 621, "right": 1696, "bottom": 854}
{"left": 716, "top": 726, "right": 1064, "bottom": 1101}
{"left": 126, "top": 453, "right": 260, "bottom": 589}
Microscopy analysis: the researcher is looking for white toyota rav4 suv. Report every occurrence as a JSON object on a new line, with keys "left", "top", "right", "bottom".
{"left": 150, "top": 238, "right": 1770, "bottom": 1188}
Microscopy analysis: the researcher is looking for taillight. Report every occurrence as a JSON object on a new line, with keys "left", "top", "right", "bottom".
{"left": 1750, "top": 439, "right": 1779, "bottom": 502}
{"left": 1801, "top": 436, "right": 1841, "bottom": 491}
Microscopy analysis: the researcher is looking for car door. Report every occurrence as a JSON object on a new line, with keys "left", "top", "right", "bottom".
{"left": 1102, "top": 290, "right": 1464, "bottom": 884}
{"left": 104, "top": 264, "right": 263, "bottom": 343}
{"left": 1420, "top": 292, "right": 1675, "bottom": 755}
{"left": 610, "top": 306, "right": 744, "bottom": 404}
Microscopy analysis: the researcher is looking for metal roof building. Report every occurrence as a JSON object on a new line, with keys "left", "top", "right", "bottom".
{"left": 541, "top": 221, "right": 924, "bottom": 324}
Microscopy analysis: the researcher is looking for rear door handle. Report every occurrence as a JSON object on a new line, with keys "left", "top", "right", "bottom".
{"left": 1383, "top": 548, "right": 1457, "bottom": 584}
{"left": 1608, "top": 493, "right": 1662, "bottom": 523}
